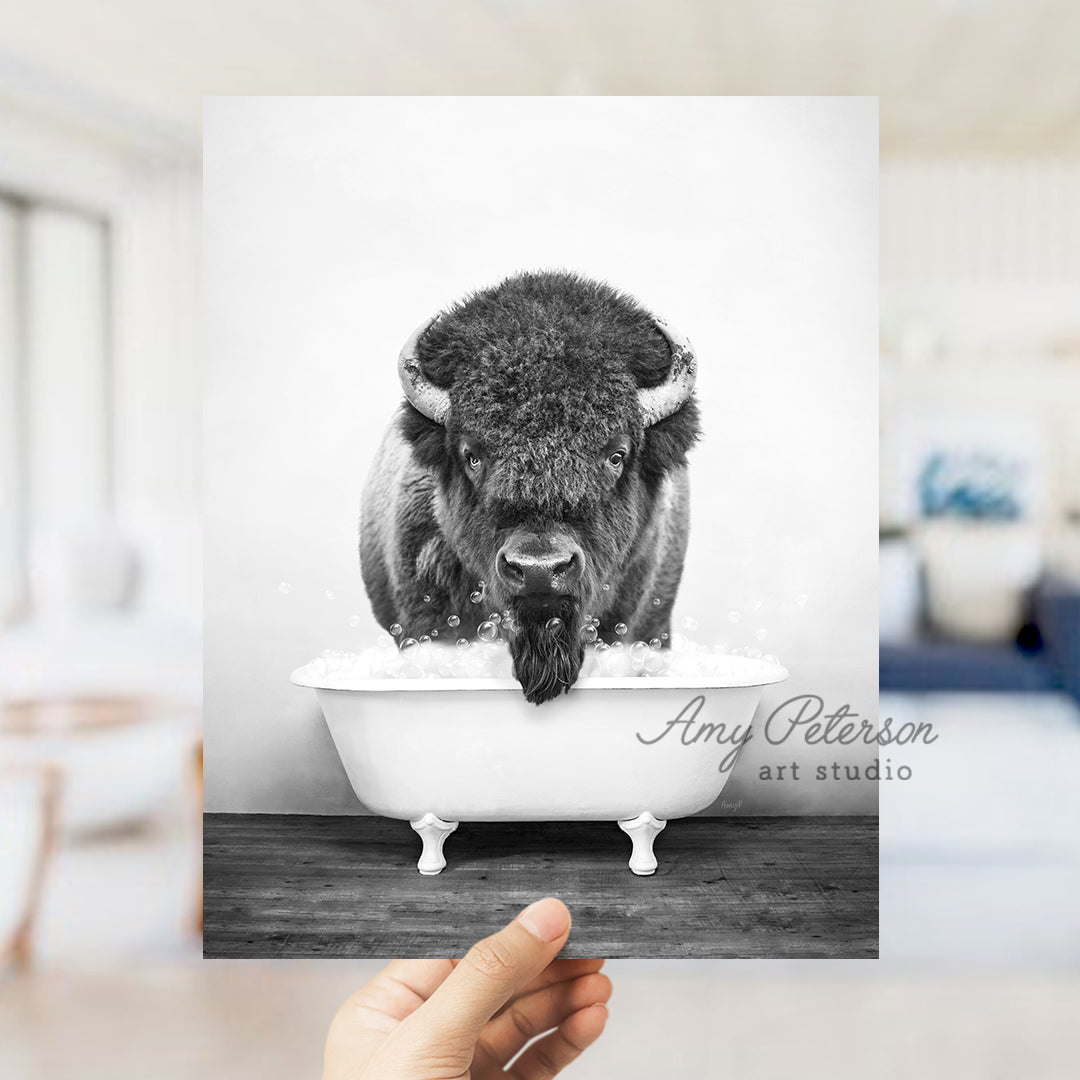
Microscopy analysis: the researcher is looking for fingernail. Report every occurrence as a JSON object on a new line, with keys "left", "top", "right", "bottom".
{"left": 517, "top": 897, "right": 570, "bottom": 942}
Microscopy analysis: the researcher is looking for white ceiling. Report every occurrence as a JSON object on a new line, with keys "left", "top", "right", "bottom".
{"left": 0, "top": 0, "right": 1078, "bottom": 156}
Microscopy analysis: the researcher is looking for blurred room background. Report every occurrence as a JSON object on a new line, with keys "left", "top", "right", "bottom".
{"left": 0, "top": 25, "right": 203, "bottom": 974}
{"left": 2, "top": 1, "right": 1080, "bottom": 1078}
{"left": 878, "top": 162, "right": 1080, "bottom": 964}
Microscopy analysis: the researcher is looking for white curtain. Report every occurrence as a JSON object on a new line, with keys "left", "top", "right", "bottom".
{"left": 24, "top": 207, "right": 110, "bottom": 534}
{"left": 0, "top": 200, "right": 20, "bottom": 621}
{"left": 0, "top": 198, "right": 112, "bottom": 624}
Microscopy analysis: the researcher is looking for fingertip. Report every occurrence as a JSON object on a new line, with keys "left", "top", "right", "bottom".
{"left": 586, "top": 1002, "right": 609, "bottom": 1026}
{"left": 571, "top": 969, "right": 613, "bottom": 1005}
{"left": 568, "top": 1001, "right": 610, "bottom": 1045}
{"left": 516, "top": 896, "right": 571, "bottom": 943}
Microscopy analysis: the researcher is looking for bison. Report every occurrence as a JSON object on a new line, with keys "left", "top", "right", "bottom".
{"left": 360, "top": 270, "right": 700, "bottom": 704}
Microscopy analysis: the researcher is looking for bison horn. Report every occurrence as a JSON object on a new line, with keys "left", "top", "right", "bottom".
{"left": 398, "top": 317, "right": 451, "bottom": 425}
{"left": 639, "top": 315, "right": 697, "bottom": 427}
{"left": 399, "top": 310, "right": 693, "bottom": 428}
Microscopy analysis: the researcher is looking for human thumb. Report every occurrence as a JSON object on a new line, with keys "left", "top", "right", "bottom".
{"left": 395, "top": 897, "right": 572, "bottom": 1061}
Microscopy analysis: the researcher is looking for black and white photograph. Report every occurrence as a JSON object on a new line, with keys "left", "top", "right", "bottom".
{"left": 4, "top": 3, "right": 1080, "bottom": 1079}
{"left": 202, "top": 95, "right": 879, "bottom": 959}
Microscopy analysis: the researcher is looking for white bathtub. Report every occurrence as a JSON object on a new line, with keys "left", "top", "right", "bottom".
{"left": 292, "top": 663, "right": 787, "bottom": 875}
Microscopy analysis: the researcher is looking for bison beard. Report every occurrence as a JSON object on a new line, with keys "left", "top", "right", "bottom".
{"left": 508, "top": 597, "right": 585, "bottom": 705}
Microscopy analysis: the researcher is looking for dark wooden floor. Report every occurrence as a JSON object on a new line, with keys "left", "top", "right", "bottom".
{"left": 203, "top": 814, "right": 877, "bottom": 959}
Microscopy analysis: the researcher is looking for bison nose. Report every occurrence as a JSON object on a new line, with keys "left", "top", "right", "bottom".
{"left": 497, "top": 536, "right": 583, "bottom": 594}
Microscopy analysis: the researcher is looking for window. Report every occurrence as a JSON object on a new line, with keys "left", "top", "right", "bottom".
{"left": 0, "top": 192, "right": 112, "bottom": 623}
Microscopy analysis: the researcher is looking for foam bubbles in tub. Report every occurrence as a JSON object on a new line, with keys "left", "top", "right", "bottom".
{"left": 301, "top": 633, "right": 785, "bottom": 683}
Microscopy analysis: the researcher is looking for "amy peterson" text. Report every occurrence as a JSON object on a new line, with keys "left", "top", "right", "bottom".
{"left": 636, "top": 693, "right": 936, "bottom": 773}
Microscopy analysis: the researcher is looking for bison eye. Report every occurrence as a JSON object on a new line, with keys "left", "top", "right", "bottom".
{"left": 460, "top": 441, "right": 484, "bottom": 474}
{"left": 607, "top": 450, "right": 626, "bottom": 469}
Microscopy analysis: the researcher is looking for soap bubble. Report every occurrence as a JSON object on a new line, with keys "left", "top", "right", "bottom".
{"left": 487, "top": 612, "right": 502, "bottom": 624}
{"left": 348, "top": 615, "right": 362, "bottom": 628}
{"left": 601, "top": 583, "right": 611, "bottom": 591}
{"left": 389, "top": 623, "right": 403, "bottom": 637}
{"left": 755, "top": 629, "right": 768, "bottom": 641}
{"left": 325, "top": 590, "right": 335, "bottom": 600}
{"left": 469, "top": 590, "right": 484, "bottom": 604}
{"left": 422, "top": 594, "right": 431, "bottom": 603}
{"left": 615, "top": 622, "right": 628, "bottom": 637}
{"left": 727, "top": 610, "right": 741, "bottom": 624}
{"left": 652, "top": 597, "right": 662, "bottom": 607}
{"left": 447, "top": 615, "right": 460, "bottom": 628}
{"left": 430, "top": 628, "right": 439, "bottom": 638}
{"left": 477, "top": 579, "right": 487, "bottom": 588}
{"left": 278, "top": 582, "right": 292, "bottom": 595}
{"left": 545, "top": 617, "right": 563, "bottom": 632}
{"left": 661, "top": 632, "right": 669, "bottom": 641}
{"left": 579, "top": 650, "right": 601, "bottom": 677}
{"left": 305, "top": 622, "right": 785, "bottom": 684}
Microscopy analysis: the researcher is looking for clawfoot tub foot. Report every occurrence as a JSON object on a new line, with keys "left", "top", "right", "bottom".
{"left": 618, "top": 811, "right": 667, "bottom": 876}
{"left": 410, "top": 813, "right": 458, "bottom": 875}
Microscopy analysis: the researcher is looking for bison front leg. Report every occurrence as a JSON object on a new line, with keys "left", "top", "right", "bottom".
{"left": 618, "top": 811, "right": 667, "bottom": 875}
{"left": 410, "top": 813, "right": 459, "bottom": 875}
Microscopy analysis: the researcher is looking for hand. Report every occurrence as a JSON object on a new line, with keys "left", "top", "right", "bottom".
{"left": 324, "top": 897, "right": 610, "bottom": 1079}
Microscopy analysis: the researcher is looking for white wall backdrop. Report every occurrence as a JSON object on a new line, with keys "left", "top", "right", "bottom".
{"left": 204, "top": 97, "right": 878, "bottom": 815}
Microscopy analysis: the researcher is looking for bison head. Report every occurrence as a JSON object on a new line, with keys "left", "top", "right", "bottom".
{"left": 398, "top": 272, "right": 699, "bottom": 703}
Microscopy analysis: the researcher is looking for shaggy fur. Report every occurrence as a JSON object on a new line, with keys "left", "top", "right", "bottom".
{"left": 361, "top": 270, "right": 700, "bottom": 703}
